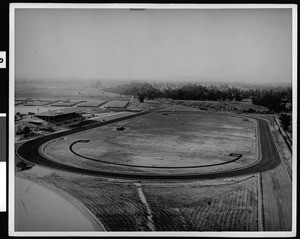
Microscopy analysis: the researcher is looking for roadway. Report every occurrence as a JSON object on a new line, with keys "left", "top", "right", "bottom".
{"left": 16, "top": 110, "right": 282, "bottom": 180}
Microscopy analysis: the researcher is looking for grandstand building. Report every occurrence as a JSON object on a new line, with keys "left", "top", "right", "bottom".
{"left": 36, "top": 108, "right": 85, "bottom": 125}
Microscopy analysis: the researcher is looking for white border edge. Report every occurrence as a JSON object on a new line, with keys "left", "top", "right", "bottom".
{"left": 9, "top": 3, "right": 15, "bottom": 236}
{"left": 291, "top": 4, "right": 297, "bottom": 237}
{"left": 8, "top": 3, "right": 298, "bottom": 9}
{"left": 8, "top": 3, "right": 297, "bottom": 237}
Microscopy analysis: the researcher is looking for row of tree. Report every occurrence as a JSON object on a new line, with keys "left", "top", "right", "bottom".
{"left": 104, "top": 82, "right": 292, "bottom": 113}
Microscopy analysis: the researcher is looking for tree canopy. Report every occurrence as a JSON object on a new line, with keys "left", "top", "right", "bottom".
{"left": 104, "top": 82, "right": 292, "bottom": 113}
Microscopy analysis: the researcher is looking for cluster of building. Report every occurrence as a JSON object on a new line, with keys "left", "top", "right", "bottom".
{"left": 15, "top": 98, "right": 133, "bottom": 139}
{"left": 34, "top": 108, "right": 86, "bottom": 125}
{"left": 16, "top": 98, "right": 130, "bottom": 110}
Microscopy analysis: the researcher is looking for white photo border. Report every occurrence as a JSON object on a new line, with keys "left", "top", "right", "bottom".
{"left": 9, "top": 3, "right": 297, "bottom": 237}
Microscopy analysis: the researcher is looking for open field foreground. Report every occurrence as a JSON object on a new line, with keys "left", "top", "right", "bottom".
{"left": 43, "top": 111, "right": 257, "bottom": 175}
{"left": 17, "top": 167, "right": 258, "bottom": 231}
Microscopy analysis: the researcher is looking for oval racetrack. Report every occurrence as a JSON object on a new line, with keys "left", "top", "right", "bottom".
{"left": 16, "top": 110, "right": 282, "bottom": 180}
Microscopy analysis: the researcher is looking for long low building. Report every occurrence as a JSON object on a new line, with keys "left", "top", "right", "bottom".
{"left": 78, "top": 100, "right": 107, "bottom": 107}
{"left": 36, "top": 107, "right": 85, "bottom": 123}
{"left": 50, "top": 102, "right": 78, "bottom": 107}
{"left": 23, "top": 101, "right": 53, "bottom": 106}
{"left": 104, "top": 100, "right": 129, "bottom": 109}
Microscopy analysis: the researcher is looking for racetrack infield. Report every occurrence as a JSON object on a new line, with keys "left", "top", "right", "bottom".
{"left": 42, "top": 111, "right": 258, "bottom": 175}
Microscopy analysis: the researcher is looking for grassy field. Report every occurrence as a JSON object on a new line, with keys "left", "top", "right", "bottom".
{"left": 43, "top": 110, "right": 257, "bottom": 175}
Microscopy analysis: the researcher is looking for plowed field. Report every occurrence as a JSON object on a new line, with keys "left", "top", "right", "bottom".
{"left": 17, "top": 169, "right": 258, "bottom": 231}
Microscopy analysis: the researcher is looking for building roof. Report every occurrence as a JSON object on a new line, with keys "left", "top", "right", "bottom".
{"left": 20, "top": 116, "right": 46, "bottom": 124}
{"left": 78, "top": 100, "right": 107, "bottom": 107}
{"left": 104, "top": 100, "right": 129, "bottom": 108}
{"left": 16, "top": 98, "right": 31, "bottom": 101}
{"left": 51, "top": 102, "right": 78, "bottom": 107}
{"left": 36, "top": 107, "right": 84, "bottom": 117}
{"left": 23, "top": 101, "right": 52, "bottom": 106}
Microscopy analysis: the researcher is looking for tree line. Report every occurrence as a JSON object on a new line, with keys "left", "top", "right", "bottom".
{"left": 104, "top": 82, "right": 292, "bottom": 113}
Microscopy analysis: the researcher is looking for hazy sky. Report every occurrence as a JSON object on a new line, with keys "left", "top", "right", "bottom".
{"left": 15, "top": 8, "right": 292, "bottom": 83}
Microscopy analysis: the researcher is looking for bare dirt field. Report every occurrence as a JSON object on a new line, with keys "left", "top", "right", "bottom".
{"left": 43, "top": 110, "right": 257, "bottom": 175}
{"left": 142, "top": 176, "right": 258, "bottom": 231}
{"left": 16, "top": 167, "right": 258, "bottom": 231}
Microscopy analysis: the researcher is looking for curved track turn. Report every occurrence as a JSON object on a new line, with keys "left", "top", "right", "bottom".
{"left": 16, "top": 110, "right": 281, "bottom": 180}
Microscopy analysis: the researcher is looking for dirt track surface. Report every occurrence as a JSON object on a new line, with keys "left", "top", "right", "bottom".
{"left": 16, "top": 110, "right": 282, "bottom": 180}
